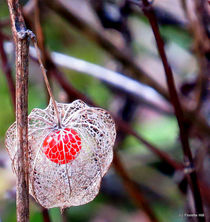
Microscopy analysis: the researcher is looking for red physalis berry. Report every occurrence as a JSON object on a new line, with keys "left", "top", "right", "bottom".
{"left": 42, "top": 128, "right": 82, "bottom": 164}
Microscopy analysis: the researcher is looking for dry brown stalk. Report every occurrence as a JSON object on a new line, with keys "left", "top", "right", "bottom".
{"left": 6, "top": 0, "right": 30, "bottom": 221}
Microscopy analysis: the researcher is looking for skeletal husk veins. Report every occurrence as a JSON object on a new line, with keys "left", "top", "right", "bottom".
{"left": 5, "top": 99, "right": 116, "bottom": 209}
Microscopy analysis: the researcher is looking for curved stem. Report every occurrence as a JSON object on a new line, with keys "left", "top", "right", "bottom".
{"left": 33, "top": 41, "right": 61, "bottom": 128}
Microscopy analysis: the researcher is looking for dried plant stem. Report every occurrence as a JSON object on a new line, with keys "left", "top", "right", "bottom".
{"left": 6, "top": 0, "right": 29, "bottom": 221}
{"left": 181, "top": 0, "right": 210, "bottom": 114}
{"left": 33, "top": 41, "right": 61, "bottom": 128}
{"left": 61, "top": 209, "right": 68, "bottom": 222}
{"left": 41, "top": 207, "right": 51, "bottom": 222}
{"left": 33, "top": 0, "right": 50, "bottom": 103}
{"left": 141, "top": 0, "right": 205, "bottom": 220}
{"left": 32, "top": 4, "right": 52, "bottom": 219}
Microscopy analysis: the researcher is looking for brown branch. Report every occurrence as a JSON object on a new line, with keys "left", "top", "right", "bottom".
{"left": 7, "top": 0, "right": 30, "bottom": 222}
{"left": 113, "top": 150, "right": 159, "bottom": 222}
{"left": 181, "top": 0, "right": 210, "bottom": 114}
{"left": 192, "top": 0, "right": 209, "bottom": 114}
{"left": 116, "top": 116, "right": 183, "bottom": 170}
{"left": 61, "top": 209, "right": 68, "bottom": 222}
{"left": 0, "top": 31, "right": 16, "bottom": 110}
{"left": 33, "top": 41, "right": 62, "bottom": 128}
{"left": 41, "top": 207, "right": 51, "bottom": 222}
{"left": 194, "top": 0, "right": 210, "bottom": 41}
{"left": 141, "top": 0, "right": 205, "bottom": 220}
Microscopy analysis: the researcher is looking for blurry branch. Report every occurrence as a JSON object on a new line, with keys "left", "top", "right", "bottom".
{"left": 42, "top": 0, "right": 210, "bottom": 136}
{"left": 61, "top": 209, "right": 68, "bottom": 222}
{"left": 6, "top": 0, "right": 30, "bottom": 222}
{"left": 4, "top": 41, "right": 171, "bottom": 114}
{"left": 50, "top": 50, "right": 165, "bottom": 106}
{"left": 116, "top": 116, "right": 183, "bottom": 170}
{"left": 181, "top": 0, "right": 210, "bottom": 114}
{"left": 41, "top": 207, "right": 51, "bottom": 222}
{"left": 130, "top": 2, "right": 186, "bottom": 27}
{"left": 43, "top": 0, "right": 169, "bottom": 101}
{"left": 192, "top": 0, "right": 210, "bottom": 114}
{"left": 141, "top": 0, "right": 205, "bottom": 220}
{"left": 113, "top": 150, "right": 159, "bottom": 222}
{"left": 30, "top": 45, "right": 171, "bottom": 113}
{"left": 194, "top": 0, "right": 210, "bottom": 38}
{"left": 0, "top": 32, "right": 15, "bottom": 110}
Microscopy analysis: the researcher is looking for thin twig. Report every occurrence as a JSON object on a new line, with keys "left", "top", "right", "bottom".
{"left": 32, "top": 2, "right": 53, "bottom": 220}
{"left": 140, "top": 0, "right": 205, "bottom": 220}
{"left": 0, "top": 31, "right": 15, "bottom": 110}
{"left": 113, "top": 150, "right": 159, "bottom": 222}
{"left": 61, "top": 208, "right": 68, "bottom": 222}
{"left": 41, "top": 207, "right": 51, "bottom": 222}
{"left": 181, "top": 0, "right": 209, "bottom": 114}
{"left": 116, "top": 116, "right": 184, "bottom": 170}
{"left": 6, "top": 0, "right": 30, "bottom": 221}
{"left": 23, "top": 0, "right": 61, "bottom": 128}
{"left": 191, "top": 0, "right": 209, "bottom": 115}
{"left": 32, "top": 40, "right": 61, "bottom": 128}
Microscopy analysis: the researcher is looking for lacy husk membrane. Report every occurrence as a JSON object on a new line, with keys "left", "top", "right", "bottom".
{"left": 5, "top": 100, "right": 116, "bottom": 209}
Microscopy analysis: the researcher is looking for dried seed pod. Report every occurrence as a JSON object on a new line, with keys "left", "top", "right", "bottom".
{"left": 5, "top": 100, "right": 116, "bottom": 209}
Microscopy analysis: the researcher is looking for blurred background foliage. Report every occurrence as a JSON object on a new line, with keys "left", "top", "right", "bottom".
{"left": 0, "top": 0, "right": 209, "bottom": 222}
